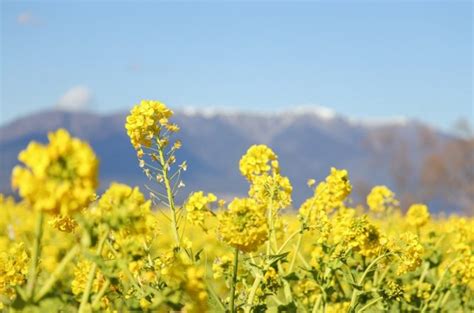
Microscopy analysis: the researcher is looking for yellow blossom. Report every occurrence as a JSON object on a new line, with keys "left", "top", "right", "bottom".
{"left": 71, "top": 259, "right": 106, "bottom": 296}
{"left": 49, "top": 215, "right": 78, "bottom": 233}
{"left": 239, "top": 144, "right": 278, "bottom": 181}
{"left": 248, "top": 173, "right": 293, "bottom": 210}
{"left": 217, "top": 198, "right": 268, "bottom": 252}
{"left": 11, "top": 129, "right": 98, "bottom": 216}
{"left": 367, "top": 185, "right": 399, "bottom": 213}
{"left": 125, "top": 100, "right": 174, "bottom": 149}
{"left": 406, "top": 203, "right": 430, "bottom": 228}
{"left": 0, "top": 243, "right": 29, "bottom": 305}
{"left": 185, "top": 191, "right": 217, "bottom": 230}
{"left": 389, "top": 232, "right": 424, "bottom": 275}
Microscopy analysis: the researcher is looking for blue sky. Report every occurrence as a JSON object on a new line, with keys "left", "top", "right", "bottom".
{"left": 1, "top": 1, "right": 472, "bottom": 129}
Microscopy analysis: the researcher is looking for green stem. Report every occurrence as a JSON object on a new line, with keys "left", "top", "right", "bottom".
{"left": 418, "top": 262, "right": 430, "bottom": 284}
{"left": 91, "top": 279, "right": 111, "bottom": 310}
{"left": 245, "top": 275, "right": 262, "bottom": 313}
{"left": 358, "top": 253, "right": 391, "bottom": 286}
{"left": 276, "top": 228, "right": 301, "bottom": 255}
{"left": 230, "top": 248, "right": 239, "bottom": 313}
{"left": 26, "top": 211, "right": 44, "bottom": 300}
{"left": 437, "top": 290, "right": 451, "bottom": 309}
{"left": 376, "top": 265, "right": 390, "bottom": 286}
{"left": 78, "top": 231, "right": 108, "bottom": 313}
{"left": 266, "top": 197, "right": 275, "bottom": 255}
{"left": 158, "top": 144, "right": 181, "bottom": 248}
{"left": 207, "top": 282, "right": 226, "bottom": 312}
{"left": 421, "top": 257, "right": 459, "bottom": 313}
{"left": 357, "top": 296, "right": 383, "bottom": 313}
{"left": 287, "top": 233, "right": 303, "bottom": 274}
{"left": 34, "top": 245, "right": 80, "bottom": 302}
{"left": 349, "top": 253, "right": 391, "bottom": 312}
{"left": 105, "top": 241, "right": 145, "bottom": 297}
{"left": 312, "top": 295, "right": 322, "bottom": 313}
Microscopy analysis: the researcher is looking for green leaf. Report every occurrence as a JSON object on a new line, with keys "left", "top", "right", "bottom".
{"left": 283, "top": 272, "right": 299, "bottom": 282}
{"left": 277, "top": 301, "right": 297, "bottom": 313}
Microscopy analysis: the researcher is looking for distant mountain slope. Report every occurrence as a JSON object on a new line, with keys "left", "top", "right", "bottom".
{"left": 0, "top": 108, "right": 459, "bottom": 212}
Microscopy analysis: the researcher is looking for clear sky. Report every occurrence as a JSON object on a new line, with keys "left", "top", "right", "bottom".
{"left": 1, "top": 1, "right": 472, "bottom": 129}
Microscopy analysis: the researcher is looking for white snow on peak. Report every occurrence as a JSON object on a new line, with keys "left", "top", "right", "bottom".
{"left": 348, "top": 116, "right": 410, "bottom": 127}
{"left": 289, "top": 105, "right": 337, "bottom": 120}
{"left": 179, "top": 105, "right": 338, "bottom": 120}
{"left": 178, "top": 105, "right": 410, "bottom": 127}
{"left": 177, "top": 105, "right": 243, "bottom": 118}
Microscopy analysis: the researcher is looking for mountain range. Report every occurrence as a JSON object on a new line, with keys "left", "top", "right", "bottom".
{"left": 0, "top": 107, "right": 461, "bottom": 213}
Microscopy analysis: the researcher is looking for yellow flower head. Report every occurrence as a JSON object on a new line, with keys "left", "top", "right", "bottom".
{"left": 185, "top": 191, "right": 217, "bottom": 230}
{"left": 301, "top": 167, "right": 351, "bottom": 217}
{"left": 340, "top": 215, "right": 384, "bottom": 257}
{"left": 406, "top": 203, "right": 430, "bottom": 228}
{"left": 217, "top": 198, "right": 268, "bottom": 252}
{"left": 125, "top": 100, "right": 174, "bottom": 149}
{"left": 49, "top": 215, "right": 78, "bottom": 233}
{"left": 239, "top": 144, "right": 278, "bottom": 181}
{"left": 262, "top": 267, "right": 281, "bottom": 292}
{"left": 160, "top": 253, "right": 208, "bottom": 313}
{"left": 367, "top": 185, "right": 399, "bottom": 213}
{"left": 382, "top": 281, "right": 404, "bottom": 301}
{"left": 0, "top": 243, "right": 29, "bottom": 304}
{"left": 212, "top": 254, "right": 233, "bottom": 279}
{"left": 249, "top": 173, "right": 293, "bottom": 210}
{"left": 71, "top": 259, "right": 106, "bottom": 296}
{"left": 389, "top": 232, "right": 424, "bottom": 275}
{"left": 293, "top": 279, "right": 320, "bottom": 307}
{"left": 94, "top": 183, "right": 153, "bottom": 234}
{"left": 11, "top": 129, "right": 98, "bottom": 216}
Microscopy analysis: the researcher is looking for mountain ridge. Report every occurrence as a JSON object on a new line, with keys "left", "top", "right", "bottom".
{"left": 0, "top": 108, "right": 461, "bottom": 212}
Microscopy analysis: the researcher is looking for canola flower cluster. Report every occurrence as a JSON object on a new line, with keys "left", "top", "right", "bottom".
{"left": 11, "top": 129, "right": 98, "bottom": 216}
{"left": 0, "top": 99, "right": 472, "bottom": 312}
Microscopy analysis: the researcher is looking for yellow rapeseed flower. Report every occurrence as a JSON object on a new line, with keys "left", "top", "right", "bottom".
{"left": 217, "top": 198, "right": 268, "bottom": 252}
{"left": 71, "top": 259, "right": 106, "bottom": 296}
{"left": 239, "top": 144, "right": 278, "bottom": 181}
{"left": 406, "top": 203, "right": 430, "bottom": 228}
{"left": 367, "top": 185, "right": 399, "bottom": 213}
{"left": 125, "top": 100, "right": 174, "bottom": 150}
{"left": 0, "top": 243, "right": 29, "bottom": 306}
{"left": 185, "top": 191, "right": 217, "bottom": 230}
{"left": 248, "top": 173, "right": 293, "bottom": 210}
{"left": 11, "top": 129, "right": 98, "bottom": 216}
{"left": 389, "top": 232, "right": 424, "bottom": 275}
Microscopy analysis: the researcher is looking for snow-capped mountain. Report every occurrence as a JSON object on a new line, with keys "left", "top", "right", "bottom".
{"left": 0, "top": 108, "right": 462, "bottom": 212}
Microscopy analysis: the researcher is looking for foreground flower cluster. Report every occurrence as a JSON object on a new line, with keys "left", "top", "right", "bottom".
{"left": 0, "top": 100, "right": 472, "bottom": 312}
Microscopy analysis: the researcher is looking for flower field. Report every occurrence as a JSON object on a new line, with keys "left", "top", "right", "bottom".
{"left": 1, "top": 100, "right": 472, "bottom": 312}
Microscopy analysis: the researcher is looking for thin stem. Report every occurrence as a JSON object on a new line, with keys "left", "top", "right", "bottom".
{"left": 230, "top": 248, "right": 239, "bottom": 313}
{"left": 421, "top": 257, "right": 459, "bottom": 313}
{"left": 207, "top": 282, "right": 226, "bottom": 312}
{"left": 357, "top": 296, "right": 383, "bottom": 313}
{"left": 276, "top": 228, "right": 301, "bottom": 255}
{"left": 312, "top": 295, "right": 322, "bottom": 313}
{"left": 105, "top": 241, "right": 145, "bottom": 297}
{"left": 437, "top": 290, "right": 451, "bottom": 309}
{"left": 78, "top": 231, "right": 109, "bottom": 313}
{"left": 26, "top": 211, "right": 44, "bottom": 301}
{"left": 349, "top": 253, "right": 391, "bottom": 312}
{"left": 157, "top": 144, "right": 180, "bottom": 248}
{"left": 287, "top": 233, "right": 303, "bottom": 274}
{"left": 376, "top": 265, "right": 390, "bottom": 286}
{"left": 358, "top": 253, "right": 391, "bottom": 285}
{"left": 418, "top": 262, "right": 430, "bottom": 284}
{"left": 91, "top": 279, "right": 111, "bottom": 310}
{"left": 245, "top": 275, "right": 262, "bottom": 313}
{"left": 34, "top": 245, "right": 80, "bottom": 302}
{"left": 266, "top": 198, "right": 275, "bottom": 255}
